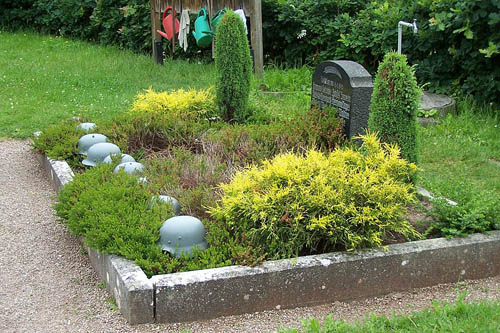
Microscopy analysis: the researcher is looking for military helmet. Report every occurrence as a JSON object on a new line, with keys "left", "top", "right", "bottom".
{"left": 159, "top": 216, "right": 208, "bottom": 257}
{"left": 77, "top": 133, "right": 107, "bottom": 155}
{"left": 82, "top": 142, "right": 121, "bottom": 167}
{"left": 103, "top": 153, "right": 136, "bottom": 164}
{"left": 77, "top": 122, "right": 97, "bottom": 132}
{"left": 113, "top": 162, "right": 145, "bottom": 175}
{"left": 155, "top": 195, "right": 181, "bottom": 215}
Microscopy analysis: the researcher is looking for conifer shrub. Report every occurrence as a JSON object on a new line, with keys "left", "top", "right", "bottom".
{"left": 369, "top": 52, "right": 421, "bottom": 164}
{"left": 215, "top": 10, "right": 252, "bottom": 122}
{"left": 130, "top": 87, "right": 217, "bottom": 120}
{"left": 208, "top": 133, "right": 419, "bottom": 259}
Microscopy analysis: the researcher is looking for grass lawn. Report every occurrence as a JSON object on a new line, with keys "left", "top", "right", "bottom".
{"left": 280, "top": 295, "right": 500, "bottom": 332}
{"left": 0, "top": 31, "right": 308, "bottom": 138}
{"left": 418, "top": 100, "right": 500, "bottom": 203}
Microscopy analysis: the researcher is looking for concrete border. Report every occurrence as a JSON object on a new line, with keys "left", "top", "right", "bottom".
{"left": 38, "top": 152, "right": 500, "bottom": 324}
{"left": 37, "top": 153, "right": 154, "bottom": 324}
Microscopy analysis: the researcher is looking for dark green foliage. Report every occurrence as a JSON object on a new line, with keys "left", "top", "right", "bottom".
{"left": 215, "top": 11, "right": 252, "bottom": 122}
{"left": 369, "top": 52, "right": 420, "bottom": 164}
{"left": 0, "top": 0, "right": 37, "bottom": 29}
{"left": 261, "top": 0, "right": 368, "bottom": 66}
{"left": 31, "top": 0, "right": 96, "bottom": 39}
{"left": 32, "top": 119, "right": 85, "bottom": 169}
{"left": 88, "top": 0, "right": 151, "bottom": 54}
{"left": 426, "top": 185, "right": 500, "bottom": 238}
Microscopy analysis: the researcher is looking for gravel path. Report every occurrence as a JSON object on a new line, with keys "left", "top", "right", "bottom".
{"left": 0, "top": 139, "right": 499, "bottom": 333}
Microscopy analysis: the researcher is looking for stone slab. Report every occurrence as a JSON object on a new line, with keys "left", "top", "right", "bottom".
{"left": 420, "top": 91, "right": 456, "bottom": 116}
{"left": 36, "top": 153, "right": 75, "bottom": 193}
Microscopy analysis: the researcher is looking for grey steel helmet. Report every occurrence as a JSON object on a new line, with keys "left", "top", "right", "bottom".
{"left": 82, "top": 142, "right": 121, "bottom": 167}
{"left": 113, "top": 162, "right": 145, "bottom": 175}
{"left": 77, "top": 122, "right": 97, "bottom": 132}
{"left": 77, "top": 133, "right": 107, "bottom": 155}
{"left": 103, "top": 153, "right": 136, "bottom": 164}
{"left": 154, "top": 195, "right": 181, "bottom": 215}
{"left": 159, "top": 216, "right": 208, "bottom": 257}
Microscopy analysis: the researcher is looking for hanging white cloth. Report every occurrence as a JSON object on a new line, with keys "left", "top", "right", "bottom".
{"left": 234, "top": 9, "right": 248, "bottom": 34}
{"left": 179, "top": 9, "right": 190, "bottom": 52}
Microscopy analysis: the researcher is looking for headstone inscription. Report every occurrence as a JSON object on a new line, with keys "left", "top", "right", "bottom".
{"left": 311, "top": 60, "right": 373, "bottom": 138}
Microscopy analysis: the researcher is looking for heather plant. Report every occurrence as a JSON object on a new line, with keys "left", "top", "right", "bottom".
{"left": 32, "top": 119, "right": 86, "bottom": 169}
{"left": 209, "top": 133, "right": 419, "bottom": 259}
{"left": 215, "top": 10, "right": 252, "bottom": 122}
{"left": 369, "top": 52, "right": 421, "bottom": 164}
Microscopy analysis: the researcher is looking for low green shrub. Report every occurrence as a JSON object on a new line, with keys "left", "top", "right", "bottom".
{"left": 369, "top": 52, "right": 421, "bottom": 165}
{"left": 209, "top": 133, "right": 419, "bottom": 259}
{"left": 426, "top": 187, "right": 500, "bottom": 238}
{"left": 215, "top": 10, "right": 252, "bottom": 122}
{"left": 280, "top": 293, "right": 500, "bottom": 332}
{"left": 32, "top": 119, "right": 85, "bottom": 169}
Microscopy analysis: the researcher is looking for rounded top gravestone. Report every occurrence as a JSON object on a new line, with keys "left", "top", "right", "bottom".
{"left": 311, "top": 60, "right": 373, "bottom": 139}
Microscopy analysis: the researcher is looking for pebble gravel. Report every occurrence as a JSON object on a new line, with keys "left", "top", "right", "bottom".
{"left": 0, "top": 139, "right": 499, "bottom": 332}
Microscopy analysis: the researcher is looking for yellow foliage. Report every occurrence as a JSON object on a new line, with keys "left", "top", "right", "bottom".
{"left": 130, "top": 87, "right": 217, "bottom": 120}
{"left": 209, "top": 133, "right": 420, "bottom": 258}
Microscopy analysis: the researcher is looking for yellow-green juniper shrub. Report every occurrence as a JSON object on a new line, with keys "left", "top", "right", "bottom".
{"left": 209, "top": 133, "right": 419, "bottom": 259}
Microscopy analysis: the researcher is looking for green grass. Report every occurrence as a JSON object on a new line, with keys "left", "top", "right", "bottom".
{"left": 418, "top": 99, "right": 500, "bottom": 202}
{"left": 280, "top": 294, "right": 500, "bottom": 332}
{"left": 0, "top": 31, "right": 311, "bottom": 138}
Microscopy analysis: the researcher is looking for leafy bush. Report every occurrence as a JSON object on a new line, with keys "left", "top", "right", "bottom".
{"left": 369, "top": 52, "right": 421, "bottom": 164}
{"left": 130, "top": 87, "right": 217, "bottom": 120}
{"left": 209, "top": 133, "right": 419, "bottom": 259}
{"left": 88, "top": 0, "right": 151, "bottom": 53}
{"left": 261, "top": 0, "right": 368, "bottom": 66}
{"left": 0, "top": 0, "right": 37, "bottom": 29}
{"left": 32, "top": 0, "right": 96, "bottom": 39}
{"left": 215, "top": 10, "right": 252, "bottom": 122}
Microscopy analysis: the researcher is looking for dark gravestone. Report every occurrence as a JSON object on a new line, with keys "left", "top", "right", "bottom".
{"left": 311, "top": 60, "right": 373, "bottom": 138}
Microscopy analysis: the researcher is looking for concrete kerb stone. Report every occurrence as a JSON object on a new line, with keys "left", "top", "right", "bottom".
{"left": 37, "top": 152, "right": 154, "bottom": 324}
{"left": 151, "top": 232, "right": 500, "bottom": 322}
{"left": 38, "top": 152, "right": 500, "bottom": 324}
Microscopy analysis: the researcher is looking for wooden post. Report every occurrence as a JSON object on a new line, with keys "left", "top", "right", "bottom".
{"left": 171, "top": 0, "right": 177, "bottom": 58}
{"left": 151, "top": 0, "right": 163, "bottom": 64}
{"left": 250, "top": 0, "right": 263, "bottom": 77}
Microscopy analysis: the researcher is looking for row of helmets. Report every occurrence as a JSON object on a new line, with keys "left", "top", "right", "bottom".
{"left": 76, "top": 122, "right": 207, "bottom": 258}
